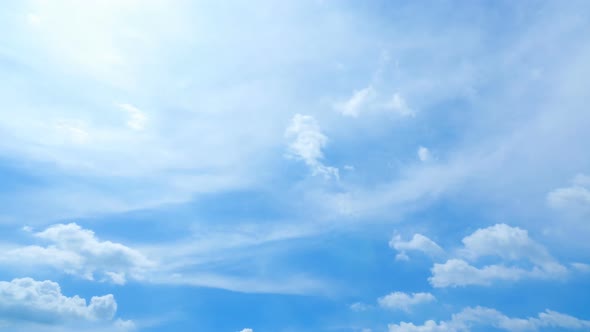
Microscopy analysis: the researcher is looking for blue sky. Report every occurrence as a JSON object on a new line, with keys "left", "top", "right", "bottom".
{"left": 0, "top": 0, "right": 590, "bottom": 331}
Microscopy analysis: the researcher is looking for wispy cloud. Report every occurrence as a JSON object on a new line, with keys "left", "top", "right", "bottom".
{"left": 547, "top": 174, "right": 590, "bottom": 211}
{"left": 333, "top": 86, "right": 376, "bottom": 117}
{"left": 285, "top": 114, "right": 339, "bottom": 180}
{"left": 1, "top": 222, "right": 329, "bottom": 295}
{"left": 117, "top": 103, "right": 147, "bottom": 131}
{"left": 388, "top": 306, "right": 590, "bottom": 332}
{"left": 389, "top": 233, "right": 444, "bottom": 261}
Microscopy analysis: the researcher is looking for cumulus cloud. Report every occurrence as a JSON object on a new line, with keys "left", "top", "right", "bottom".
{"left": 239, "top": 329, "right": 253, "bottom": 332}
{"left": 460, "top": 224, "right": 553, "bottom": 264}
{"left": 429, "top": 259, "right": 527, "bottom": 287}
{"left": 285, "top": 114, "right": 339, "bottom": 179}
{"left": 429, "top": 224, "right": 567, "bottom": 287}
{"left": 378, "top": 292, "right": 435, "bottom": 312}
{"left": 0, "top": 223, "right": 154, "bottom": 284}
{"left": 389, "top": 233, "right": 444, "bottom": 261}
{"left": 388, "top": 306, "right": 590, "bottom": 332}
{"left": 0, "top": 278, "right": 117, "bottom": 323}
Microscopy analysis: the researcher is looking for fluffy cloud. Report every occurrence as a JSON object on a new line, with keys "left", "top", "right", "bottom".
{"left": 239, "top": 329, "right": 253, "bottom": 332}
{"left": 389, "top": 233, "right": 444, "bottom": 261}
{"left": 429, "top": 259, "right": 527, "bottom": 287}
{"left": 285, "top": 114, "right": 339, "bottom": 179}
{"left": 0, "top": 278, "right": 116, "bottom": 323}
{"left": 460, "top": 224, "right": 554, "bottom": 264}
{"left": 378, "top": 292, "right": 435, "bottom": 312}
{"left": 388, "top": 306, "right": 590, "bottom": 332}
{"left": 429, "top": 224, "right": 567, "bottom": 287}
{"left": 1, "top": 223, "right": 154, "bottom": 284}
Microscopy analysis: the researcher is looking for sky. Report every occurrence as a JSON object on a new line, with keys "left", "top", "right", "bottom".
{"left": 0, "top": 0, "right": 589, "bottom": 331}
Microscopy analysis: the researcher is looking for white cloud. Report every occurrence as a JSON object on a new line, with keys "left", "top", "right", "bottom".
{"left": 55, "top": 120, "right": 90, "bottom": 144}
{"left": 571, "top": 262, "right": 590, "bottom": 273}
{"left": 151, "top": 272, "right": 328, "bottom": 296}
{"left": 378, "top": 292, "right": 435, "bottom": 312}
{"left": 117, "top": 103, "right": 147, "bottom": 131}
{"left": 388, "top": 306, "right": 590, "bottom": 332}
{"left": 547, "top": 174, "right": 590, "bottom": 210}
{"left": 417, "top": 146, "right": 431, "bottom": 162}
{"left": 239, "top": 329, "right": 253, "bottom": 332}
{"left": 389, "top": 320, "right": 449, "bottom": 332}
{"left": 429, "top": 224, "right": 567, "bottom": 287}
{"left": 548, "top": 186, "right": 590, "bottom": 207}
{"left": 460, "top": 223, "right": 552, "bottom": 264}
{"left": 114, "top": 319, "right": 136, "bottom": 331}
{"left": 334, "top": 87, "right": 415, "bottom": 118}
{"left": 334, "top": 86, "right": 376, "bottom": 117}
{"left": 285, "top": 114, "right": 339, "bottom": 179}
{"left": 389, "top": 233, "right": 444, "bottom": 261}
{"left": 1, "top": 222, "right": 330, "bottom": 295}
{"left": 3, "top": 2, "right": 330, "bottom": 220}
{"left": 350, "top": 302, "right": 371, "bottom": 312}
{"left": 384, "top": 93, "right": 414, "bottom": 117}
{"left": 0, "top": 223, "right": 154, "bottom": 284}
{"left": 429, "top": 259, "right": 527, "bottom": 287}
{"left": 0, "top": 278, "right": 117, "bottom": 324}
